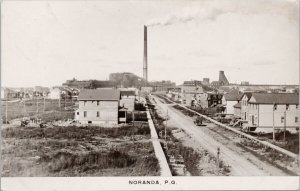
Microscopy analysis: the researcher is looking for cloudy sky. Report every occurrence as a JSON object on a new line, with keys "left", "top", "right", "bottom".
{"left": 2, "top": 0, "right": 299, "bottom": 87}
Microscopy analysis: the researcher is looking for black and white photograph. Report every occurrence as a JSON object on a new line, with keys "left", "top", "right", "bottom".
{"left": 1, "top": 0, "right": 299, "bottom": 190}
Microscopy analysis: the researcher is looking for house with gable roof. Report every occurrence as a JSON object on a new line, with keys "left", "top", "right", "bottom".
{"left": 246, "top": 93, "right": 299, "bottom": 133}
{"left": 75, "top": 89, "right": 121, "bottom": 125}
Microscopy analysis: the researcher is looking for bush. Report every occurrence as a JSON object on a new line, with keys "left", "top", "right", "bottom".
{"left": 2, "top": 124, "right": 150, "bottom": 140}
{"left": 45, "top": 150, "right": 137, "bottom": 173}
{"left": 126, "top": 112, "right": 148, "bottom": 122}
{"left": 135, "top": 103, "right": 146, "bottom": 111}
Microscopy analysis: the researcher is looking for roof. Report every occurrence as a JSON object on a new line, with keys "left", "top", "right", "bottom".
{"left": 249, "top": 93, "right": 299, "bottom": 104}
{"left": 233, "top": 102, "right": 241, "bottom": 108}
{"left": 241, "top": 93, "right": 252, "bottom": 101}
{"left": 224, "top": 93, "right": 243, "bottom": 101}
{"left": 120, "top": 91, "right": 135, "bottom": 96}
{"left": 78, "top": 89, "right": 120, "bottom": 101}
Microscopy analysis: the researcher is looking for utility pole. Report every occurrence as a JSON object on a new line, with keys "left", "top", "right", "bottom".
{"left": 125, "top": 111, "right": 127, "bottom": 125}
{"left": 284, "top": 110, "right": 286, "bottom": 142}
{"left": 23, "top": 99, "right": 26, "bottom": 117}
{"left": 58, "top": 96, "right": 61, "bottom": 108}
{"left": 5, "top": 93, "right": 8, "bottom": 124}
{"left": 164, "top": 109, "right": 168, "bottom": 149}
{"left": 217, "top": 147, "right": 220, "bottom": 174}
{"left": 36, "top": 97, "right": 39, "bottom": 114}
{"left": 43, "top": 97, "right": 46, "bottom": 113}
{"left": 273, "top": 103, "right": 275, "bottom": 141}
{"left": 132, "top": 112, "right": 135, "bottom": 124}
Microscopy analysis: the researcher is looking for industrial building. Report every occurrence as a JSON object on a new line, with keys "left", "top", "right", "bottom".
{"left": 211, "top": 71, "right": 230, "bottom": 88}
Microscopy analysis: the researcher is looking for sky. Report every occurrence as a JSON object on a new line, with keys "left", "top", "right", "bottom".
{"left": 2, "top": 0, "right": 299, "bottom": 87}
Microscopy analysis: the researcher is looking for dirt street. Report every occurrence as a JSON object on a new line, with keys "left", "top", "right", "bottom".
{"left": 152, "top": 95, "right": 289, "bottom": 176}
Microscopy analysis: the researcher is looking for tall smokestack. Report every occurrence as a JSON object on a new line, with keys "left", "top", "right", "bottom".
{"left": 143, "top": 25, "right": 148, "bottom": 81}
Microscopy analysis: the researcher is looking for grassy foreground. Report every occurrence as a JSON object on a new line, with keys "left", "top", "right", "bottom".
{"left": 2, "top": 124, "right": 160, "bottom": 176}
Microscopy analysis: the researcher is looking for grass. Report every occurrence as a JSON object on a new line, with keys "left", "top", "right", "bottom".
{"left": 173, "top": 104, "right": 220, "bottom": 117}
{"left": 2, "top": 124, "right": 151, "bottom": 140}
{"left": 255, "top": 131, "right": 299, "bottom": 154}
{"left": 163, "top": 142, "right": 201, "bottom": 176}
{"left": 172, "top": 105, "right": 196, "bottom": 117}
{"left": 2, "top": 99, "right": 75, "bottom": 122}
{"left": 155, "top": 95, "right": 173, "bottom": 104}
{"left": 2, "top": 124, "right": 160, "bottom": 177}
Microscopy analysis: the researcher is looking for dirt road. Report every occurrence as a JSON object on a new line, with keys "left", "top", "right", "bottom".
{"left": 152, "top": 95, "right": 289, "bottom": 176}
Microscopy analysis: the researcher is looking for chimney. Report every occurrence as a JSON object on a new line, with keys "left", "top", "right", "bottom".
{"left": 143, "top": 26, "right": 148, "bottom": 81}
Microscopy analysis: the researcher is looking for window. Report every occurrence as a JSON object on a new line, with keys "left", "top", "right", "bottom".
{"left": 274, "top": 104, "right": 277, "bottom": 110}
{"left": 84, "top": 101, "right": 87, "bottom": 106}
{"left": 77, "top": 112, "right": 79, "bottom": 115}
{"left": 84, "top": 111, "right": 87, "bottom": 118}
{"left": 281, "top": 116, "right": 284, "bottom": 123}
{"left": 286, "top": 104, "right": 289, "bottom": 110}
{"left": 296, "top": 117, "right": 298, "bottom": 123}
{"left": 97, "top": 111, "right": 100, "bottom": 117}
{"left": 97, "top": 101, "right": 99, "bottom": 106}
{"left": 296, "top": 104, "right": 299, "bottom": 109}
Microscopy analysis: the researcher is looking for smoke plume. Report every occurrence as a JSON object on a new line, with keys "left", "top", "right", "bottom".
{"left": 145, "top": 1, "right": 298, "bottom": 27}
{"left": 146, "top": 7, "right": 226, "bottom": 27}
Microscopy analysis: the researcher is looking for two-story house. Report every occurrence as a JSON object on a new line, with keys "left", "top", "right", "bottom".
{"left": 222, "top": 92, "right": 243, "bottom": 115}
{"left": 247, "top": 93, "right": 299, "bottom": 133}
{"left": 75, "top": 89, "right": 120, "bottom": 125}
{"left": 240, "top": 93, "right": 252, "bottom": 120}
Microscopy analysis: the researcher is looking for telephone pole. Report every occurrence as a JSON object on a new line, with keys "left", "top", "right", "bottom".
{"left": 5, "top": 93, "right": 8, "bottom": 124}
{"left": 217, "top": 147, "right": 220, "bottom": 174}
{"left": 284, "top": 111, "right": 286, "bottom": 142}
{"left": 23, "top": 99, "right": 26, "bottom": 117}
{"left": 58, "top": 96, "right": 61, "bottom": 108}
{"left": 273, "top": 103, "right": 275, "bottom": 141}
{"left": 43, "top": 97, "right": 46, "bottom": 113}
{"left": 164, "top": 109, "right": 168, "bottom": 149}
{"left": 36, "top": 97, "right": 39, "bottom": 114}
